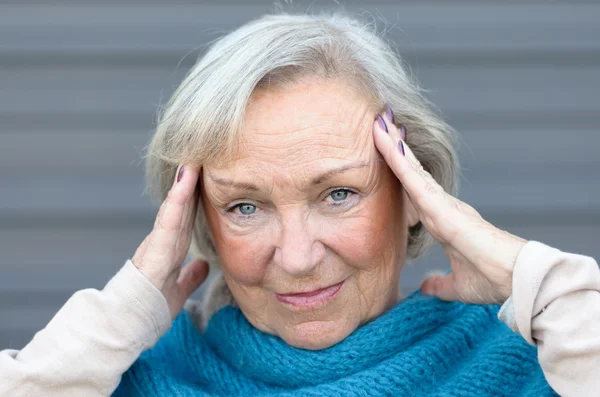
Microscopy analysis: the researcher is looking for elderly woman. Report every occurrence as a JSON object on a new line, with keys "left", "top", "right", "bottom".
{"left": 1, "top": 13, "right": 599, "bottom": 397}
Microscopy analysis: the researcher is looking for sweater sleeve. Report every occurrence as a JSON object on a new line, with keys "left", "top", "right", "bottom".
{"left": 497, "top": 241, "right": 600, "bottom": 397}
{"left": 0, "top": 260, "right": 172, "bottom": 397}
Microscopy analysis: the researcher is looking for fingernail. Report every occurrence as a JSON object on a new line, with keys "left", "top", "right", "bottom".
{"left": 376, "top": 114, "right": 388, "bottom": 133}
{"left": 400, "top": 124, "right": 407, "bottom": 141}
{"left": 397, "top": 140, "right": 405, "bottom": 156}
{"left": 177, "top": 165, "right": 185, "bottom": 182}
{"left": 385, "top": 104, "right": 395, "bottom": 124}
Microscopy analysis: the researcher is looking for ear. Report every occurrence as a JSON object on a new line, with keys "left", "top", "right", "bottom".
{"left": 404, "top": 190, "right": 420, "bottom": 227}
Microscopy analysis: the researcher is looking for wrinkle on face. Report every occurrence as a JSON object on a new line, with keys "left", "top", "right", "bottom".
{"left": 201, "top": 77, "right": 408, "bottom": 350}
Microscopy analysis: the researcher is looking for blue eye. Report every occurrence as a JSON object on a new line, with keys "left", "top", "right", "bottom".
{"left": 329, "top": 189, "right": 350, "bottom": 202}
{"left": 235, "top": 203, "right": 256, "bottom": 215}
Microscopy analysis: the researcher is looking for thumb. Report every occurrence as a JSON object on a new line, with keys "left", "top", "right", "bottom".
{"left": 177, "top": 258, "right": 209, "bottom": 299}
{"left": 420, "top": 273, "right": 460, "bottom": 302}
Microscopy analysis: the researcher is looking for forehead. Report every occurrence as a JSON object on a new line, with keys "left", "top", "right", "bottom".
{"left": 209, "top": 79, "right": 377, "bottom": 176}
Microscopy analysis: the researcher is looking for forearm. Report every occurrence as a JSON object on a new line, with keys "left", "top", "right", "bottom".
{"left": 0, "top": 260, "right": 171, "bottom": 397}
{"left": 499, "top": 241, "right": 600, "bottom": 397}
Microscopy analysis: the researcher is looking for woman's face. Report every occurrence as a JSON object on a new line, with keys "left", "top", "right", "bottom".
{"left": 202, "top": 78, "right": 417, "bottom": 350}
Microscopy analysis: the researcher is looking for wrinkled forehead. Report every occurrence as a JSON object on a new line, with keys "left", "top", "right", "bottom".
{"left": 209, "top": 79, "right": 379, "bottom": 173}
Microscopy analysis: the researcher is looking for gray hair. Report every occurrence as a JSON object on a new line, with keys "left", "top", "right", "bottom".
{"left": 145, "top": 12, "right": 459, "bottom": 266}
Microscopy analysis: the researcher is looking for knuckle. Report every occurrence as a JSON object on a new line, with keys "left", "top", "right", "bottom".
{"left": 455, "top": 199, "right": 469, "bottom": 212}
{"left": 154, "top": 215, "right": 166, "bottom": 230}
{"left": 166, "top": 188, "right": 178, "bottom": 201}
{"left": 413, "top": 158, "right": 424, "bottom": 172}
{"left": 454, "top": 199, "right": 465, "bottom": 212}
{"left": 425, "top": 182, "right": 438, "bottom": 196}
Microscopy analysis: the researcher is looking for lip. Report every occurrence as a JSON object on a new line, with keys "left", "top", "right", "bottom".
{"left": 275, "top": 281, "right": 345, "bottom": 308}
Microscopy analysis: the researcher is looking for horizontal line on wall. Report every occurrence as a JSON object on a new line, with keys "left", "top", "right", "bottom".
{"left": 0, "top": 0, "right": 592, "bottom": 4}
{"left": 0, "top": 0, "right": 597, "bottom": 8}
{"left": 0, "top": 212, "right": 155, "bottom": 229}
{"left": 0, "top": 112, "right": 154, "bottom": 131}
{"left": 0, "top": 290, "right": 76, "bottom": 309}
{"left": 2, "top": 50, "right": 600, "bottom": 69}
{"left": 431, "top": 110, "right": 600, "bottom": 130}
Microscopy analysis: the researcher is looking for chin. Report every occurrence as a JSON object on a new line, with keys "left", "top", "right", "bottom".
{"left": 279, "top": 317, "right": 358, "bottom": 350}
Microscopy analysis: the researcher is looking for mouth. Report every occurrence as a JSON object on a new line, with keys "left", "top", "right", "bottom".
{"left": 275, "top": 281, "right": 345, "bottom": 308}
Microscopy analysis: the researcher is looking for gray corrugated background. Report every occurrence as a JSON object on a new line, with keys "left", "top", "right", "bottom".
{"left": 1, "top": 0, "right": 599, "bottom": 349}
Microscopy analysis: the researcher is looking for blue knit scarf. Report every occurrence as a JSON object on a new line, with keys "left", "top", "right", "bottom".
{"left": 114, "top": 292, "right": 557, "bottom": 396}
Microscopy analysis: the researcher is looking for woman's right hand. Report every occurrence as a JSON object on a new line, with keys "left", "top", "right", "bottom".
{"left": 131, "top": 165, "right": 209, "bottom": 319}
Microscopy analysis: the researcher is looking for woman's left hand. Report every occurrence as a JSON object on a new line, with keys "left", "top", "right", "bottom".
{"left": 373, "top": 108, "right": 527, "bottom": 304}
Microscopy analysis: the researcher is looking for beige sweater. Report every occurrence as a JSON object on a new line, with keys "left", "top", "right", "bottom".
{"left": 1, "top": 241, "right": 599, "bottom": 397}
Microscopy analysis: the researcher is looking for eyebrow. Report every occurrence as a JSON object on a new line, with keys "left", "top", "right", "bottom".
{"left": 311, "top": 161, "right": 370, "bottom": 184}
{"left": 208, "top": 161, "right": 370, "bottom": 191}
{"left": 207, "top": 173, "right": 260, "bottom": 191}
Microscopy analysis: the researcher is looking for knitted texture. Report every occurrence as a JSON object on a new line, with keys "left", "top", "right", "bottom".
{"left": 114, "top": 292, "right": 557, "bottom": 396}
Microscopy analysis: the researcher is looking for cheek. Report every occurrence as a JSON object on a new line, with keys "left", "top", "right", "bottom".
{"left": 324, "top": 215, "right": 396, "bottom": 269}
{"left": 323, "top": 189, "right": 404, "bottom": 269}
{"left": 203, "top": 202, "right": 271, "bottom": 285}
{"left": 217, "top": 233, "right": 271, "bottom": 285}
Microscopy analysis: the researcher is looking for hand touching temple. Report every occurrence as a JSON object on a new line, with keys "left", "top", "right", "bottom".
{"left": 2, "top": 12, "right": 599, "bottom": 397}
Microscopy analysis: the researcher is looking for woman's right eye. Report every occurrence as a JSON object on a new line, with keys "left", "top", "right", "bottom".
{"left": 230, "top": 203, "right": 257, "bottom": 215}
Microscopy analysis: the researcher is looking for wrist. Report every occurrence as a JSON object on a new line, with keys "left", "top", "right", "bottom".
{"left": 130, "top": 256, "right": 169, "bottom": 293}
{"left": 497, "top": 233, "right": 528, "bottom": 301}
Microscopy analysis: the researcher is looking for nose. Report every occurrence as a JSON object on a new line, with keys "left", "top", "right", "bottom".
{"left": 273, "top": 210, "right": 324, "bottom": 277}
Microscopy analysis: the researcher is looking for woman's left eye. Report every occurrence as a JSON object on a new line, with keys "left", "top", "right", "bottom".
{"left": 326, "top": 188, "right": 355, "bottom": 203}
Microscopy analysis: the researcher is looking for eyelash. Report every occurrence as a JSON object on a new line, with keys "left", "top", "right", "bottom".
{"left": 225, "top": 188, "right": 359, "bottom": 218}
{"left": 226, "top": 202, "right": 259, "bottom": 216}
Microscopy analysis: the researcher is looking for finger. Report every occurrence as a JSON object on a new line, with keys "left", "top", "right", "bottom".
{"left": 149, "top": 165, "right": 200, "bottom": 262}
{"left": 176, "top": 184, "right": 200, "bottom": 257}
{"left": 375, "top": 116, "right": 444, "bottom": 197}
{"left": 373, "top": 116, "right": 449, "bottom": 220}
{"left": 420, "top": 274, "right": 460, "bottom": 302}
{"left": 153, "top": 165, "right": 197, "bottom": 231}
